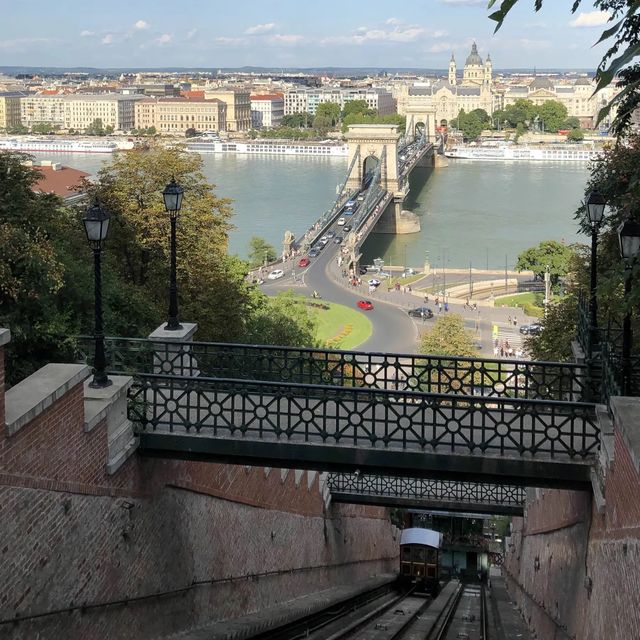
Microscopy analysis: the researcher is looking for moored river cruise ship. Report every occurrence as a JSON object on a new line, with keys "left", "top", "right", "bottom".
{"left": 185, "top": 139, "right": 349, "bottom": 157}
{"left": 446, "top": 144, "right": 603, "bottom": 162}
{"left": 0, "top": 137, "right": 118, "bottom": 153}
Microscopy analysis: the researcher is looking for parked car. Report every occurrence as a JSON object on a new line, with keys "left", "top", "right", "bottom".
{"left": 359, "top": 266, "right": 368, "bottom": 275}
{"left": 357, "top": 300, "right": 374, "bottom": 310}
{"left": 268, "top": 269, "right": 284, "bottom": 280}
{"left": 368, "top": 278, "right": 381, "bottom": 287}
{"left": 298, "top": 257, "right": 310, "bottom": 268}
{"left": 325, "top": 230, "right": 336, "bottom": 238}
{"left": 308, "top": 248, "right": 320, "bottom": 258}
{"left": 343, "top": 225, "right": 352, "bottom": 232}
{"left": 337, "top": 217, "right": 346, "bottom": 226}
{"left": 333, "top": 236, "right": 344, "bottom": 244}
{"left": 408, "top": 307, "right": 434, "bottom": 319}
{"left": 519, "top": 323, "right": 542, "bottom": 335}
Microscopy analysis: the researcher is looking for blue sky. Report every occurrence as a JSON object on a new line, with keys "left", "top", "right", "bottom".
{"left": 0, "top": 0, "right": 611, "bottom": 69}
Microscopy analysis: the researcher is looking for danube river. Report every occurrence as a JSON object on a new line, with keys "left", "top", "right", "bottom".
{"left": 33, "top": 151, "right": 591, "bottom": 269}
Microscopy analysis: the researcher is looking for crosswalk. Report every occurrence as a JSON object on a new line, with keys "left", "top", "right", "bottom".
{"left": 492, "top": 323, "right": 526, "bottom": 357}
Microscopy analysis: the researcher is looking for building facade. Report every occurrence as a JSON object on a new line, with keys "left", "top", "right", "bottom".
{"left": 20, "top": 94, "right": 66, "bottom": 128}
{"left": 203, "top": 89, "right": 251, "bottom": 132}
{"left": 134, "top": 97, "right": 227, "bottom": 134}
{"left": 284, "top": 88, "right": 396, "bottom": 117}
{"left": 0, "top": 92, "right": 24, "bottom": 130}
{"left": 250, "top": 94, "right": 284, "bottom": 129}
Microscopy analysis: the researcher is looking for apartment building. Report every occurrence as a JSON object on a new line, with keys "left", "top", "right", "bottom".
{"left": 283, "top": 87, "right": 396, "bottom": 116}
{"left": 0, "top": 92, "right": 24, "bottom": 130}
{"left": 250, "top": 94, "right": 284, "bottom": 129}
{"left": 135, "top": 97, "right": 227, "bottom": 134}
{"left": 21, "top": 94, "right": 66, "bottom": 128}
{"left": 134, "top": 98, "right": 157, "bottom": 130}
{"left": 203, "top": 89, "right": 251, "bottom": 132}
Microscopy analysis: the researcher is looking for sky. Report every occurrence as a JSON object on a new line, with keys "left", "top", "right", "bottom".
{"left": 0, "top": 0, "right": 612, "bottom": 70}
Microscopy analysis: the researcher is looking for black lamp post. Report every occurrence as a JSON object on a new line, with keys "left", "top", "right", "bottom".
{"left": 617, "top": 217, "right": 640, "bottom": 395}
{"left": 82, "top": 199, "right": 112, "bottom": 389}
{"left": 163, "top": 177, "right": 184, "bottom": 330}
{"left": 586, "top": 191, "right": 606, "bottom": 356}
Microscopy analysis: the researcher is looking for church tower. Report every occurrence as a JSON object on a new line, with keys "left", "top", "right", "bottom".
{"left": 448, "top": 53, "right": 457, "bottom": 85}
{"left": 484, "top": 53, "right": 493, "bottom": 86}
{"left": 462, "top": 42, "right": 484, "bottom": 86}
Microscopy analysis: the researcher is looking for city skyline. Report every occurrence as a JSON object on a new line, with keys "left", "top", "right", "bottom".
{"left": 0, "top": 0, "right": 610, "bottom": 70}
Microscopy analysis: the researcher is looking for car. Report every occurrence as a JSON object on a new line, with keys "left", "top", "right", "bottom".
{"left": 343, "top": 225, "right": 352, "bottom": 232}
{"left": 267, "top": 269, "right": 284, "bottom": 280}
{"left": 408, "top": 307, "right": 434, "bottom": 319}
{"left": 319, "top": 238, "right": 328, "bottom": 246}
{"left": 357, "top": 194, "right": 365, "bottom": 202}
{"left": 359, "top": 266, "right": 368, "bottom": 275}
{"left": 337, "top": 217, "right": 346, "bottom": 226}
{"left": 403, "top": 268, "right": 417, "bottom": 276}
{"left": 325, "top": 230, "right": 336, "bottom": 238}
{"left": 298, "top": 257, "right": 310, "bottom": 268}
{"left": 308, "top": 248, "right": 320, "bottom": 258}
{"left": 345, "top": 199, "right": 356, "bottom": 208}
{"left": 312, "top": 243, "right": 325, "bottom": 252}
{"left": 519, "top": 323, "right": 542, "bottom": 335}
{"left": 344, "top": 208, "right": 354, "bottom": 216}
{"left": 368, "top": 278, "right": 381, "bottom": 287}
{"left": 357, "top": 300, "right": 374, "bottom": 310}
{"left": 333, "top": 236, "right": 344, "bottom": 244}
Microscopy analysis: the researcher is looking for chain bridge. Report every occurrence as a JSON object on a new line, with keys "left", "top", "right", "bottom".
{"left": 79, "top": 337, "right": 600, "bottom": 496}
{"left": 296, "top": 108, "right": 439, "bottom": 270}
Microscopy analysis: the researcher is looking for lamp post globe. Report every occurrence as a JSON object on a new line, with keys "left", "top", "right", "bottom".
{"left": 163, "top": 177, "right": 184, "bottom": 330}
{"left": 585, "top": 191, "right": 606, "bottom": 358}
{"left": 83, "top": 199, "right": 112, "bottom": 389}
{"left": 617, "top": 217, "right": 640, "bottom": 395}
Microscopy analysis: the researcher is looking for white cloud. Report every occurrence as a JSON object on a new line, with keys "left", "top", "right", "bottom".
{"left": 186, "top": 28, "right": 198, "bottom": 40}
{"left": 569, "top": 11, "right": 610, "bottom": 28}
{"left": 386, "top": 17, "right": 401, "bottom": 25}
{"left": 214, "top": 36, "right": 247, "bottom": 45}
{"left": 268, "top": 34, "right": 304, "bottom": 45}
{"left": 245, "top": 22, "right": 275, "bottom": 35}
{"left": 322, "top": 23, "right": 428, "bottom": 45}
{"left": 101, "top": 34, "right": 114, "bottom": 45}
{"left": 155, "top": 33, "right": 173, "bottom": 46}
{"left": 80, "top": 30, "right": 94, "bottom": 37}
{"left": 135, "top": 20, "right": 150, "bottom": 30}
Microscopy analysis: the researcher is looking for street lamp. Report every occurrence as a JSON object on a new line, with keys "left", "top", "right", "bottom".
{"left": 617, "top": 217, "right": 640, "bottom": 395}
{"left": 586, "top": 191, "right": 606, "bottom": 356}
{"left": 82, "top": 199, "right": 112, "bottom": 389}
{"left": 163, "top": 177, "right": 184, "bottom": 331}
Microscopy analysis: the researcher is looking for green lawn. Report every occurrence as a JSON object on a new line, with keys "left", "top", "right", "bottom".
{"left": 495, "top": 292, "right": 545, "bottom": 317}
{"left": 299, "top": 298, "right": 373, "bottom": 349}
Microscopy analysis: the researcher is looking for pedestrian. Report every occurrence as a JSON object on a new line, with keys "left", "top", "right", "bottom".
{"left": 508, "top": 315, "right": 512, "bottom": 324}
{"left": 473, "top": 303, "right": 477, "bottom": 311}
{"left": 444, "top": 302, "right": 449, "bottom": 312}
{"left": 408, "top": 285, "right": 412, "bottom": 292}
{"left": 424, "top": 295, "right": 429, "bottom": 303}
{"left": 513, "top": 317, "right": 518, "bottom": 327}
{"left": 438, "top": 302, "right": 443, "bottom": 313}
{"left": 435, "top": 296, "right": 439, "bottom": 306}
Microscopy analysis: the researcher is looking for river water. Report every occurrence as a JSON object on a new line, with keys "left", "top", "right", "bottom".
{"left": 33, "top": 151, "right": 591, "bottom": 269}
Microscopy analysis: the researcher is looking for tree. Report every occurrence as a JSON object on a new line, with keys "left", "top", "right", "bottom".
{"left": 85, "top": 118, "right": 105, "bottom": 136}
{"left": 185, "top": 127, "right": 198, "bottom": 138}
{"left": 451, "top": 109, "right": 486, "bottom": 141}
{"left": 536, "top": 100, "right": 569, "bottom": 133}
{"left": 488, "top": 0, "right": 640, "bottom": 135}
{"left": 281, "top": 112, "right": 312, "bottom": 128}
{"left": 502, "top": 99, "right": 536, "bottom": 128}
{"left": 567, "top": 128, "right": 585, "bottom": 142}
{"left": 315, "top": 102, "right": 341, "bottom": 127}
{"left": 342, "top": 100, "right": 375, "bottom": 118}
{"left": 419, "top": 314, "right": 478, "bottom": 358}
{"left": 564, "top": 116, "right": 581, "bottom": 130}
{"left": 248, "top": 236, "right": 277, "bottom": 267}
{"left": 516, "top": 240, "right": 577, "bottom": 286}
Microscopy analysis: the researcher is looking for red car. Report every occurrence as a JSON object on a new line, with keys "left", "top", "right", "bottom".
{"left": 357, "top": 300, "right": 374, "bottom": 310}
{"left": 298, "top": 257, "right": 310, "bottom": 267}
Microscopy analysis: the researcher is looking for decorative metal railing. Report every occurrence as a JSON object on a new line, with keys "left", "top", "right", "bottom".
{"left": 129, "top": 373, "right": 600, "bottom": 460}
{"left": 76, "top": 337, "right": 592, "bottom": 402}
{"left": 601, "top": 341, "right": 640, "bottom": 405}
{"left": 326, "top": 473, "right": 526, "bottom": 508}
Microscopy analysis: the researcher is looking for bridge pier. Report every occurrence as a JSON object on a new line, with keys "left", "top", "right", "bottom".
{"left": 373, "top": 198, "right": 421, "bottom": 235}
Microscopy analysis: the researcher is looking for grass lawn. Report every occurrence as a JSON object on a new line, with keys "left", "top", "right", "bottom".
{"left": 495, "top": 292, "right": 545, "bottom": 317}
{"left": 298, "top": 298, "right": 373, "bottom": 349}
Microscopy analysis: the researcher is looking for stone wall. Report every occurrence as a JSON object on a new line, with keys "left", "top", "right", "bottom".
{"left": 0, "top": 334, "right": 398, "bottom": 639}
{"left": 504, "top": 398, "right": 640, "bottom": 639}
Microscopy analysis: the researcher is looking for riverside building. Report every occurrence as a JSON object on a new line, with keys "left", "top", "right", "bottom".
{"left": 0, "top": 92, "right": 24, "bottom": 130}
{"left": 203, "top": 89, "right": 251, "bottom": 132}
{"left": 284, "top": 88, "right": 396, "bottom": 117}
{"left": 250, "top": 94, "right": 284, "bottom": 129}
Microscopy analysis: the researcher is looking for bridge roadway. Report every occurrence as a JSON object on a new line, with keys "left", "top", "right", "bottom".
{"left": 133, "top": 371, "right": 598, "bottom": 490}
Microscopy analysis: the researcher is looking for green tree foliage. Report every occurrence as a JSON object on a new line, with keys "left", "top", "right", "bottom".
{"left": 567, "top": 128, "right": 586, "bottom": 142}
{"left": 419, "top": 314, "right": 478, "bottom": 358}
{"left": 564, "top": 116, "right": 581, "bottom": 130}
{"left": 502, "top": 99, "right": 537, "bottom": 128}
{"left": 516, "top": 240, "right": 576, "bottom": 285}
{"left": 342, "top": 100, "right": 375, "bottom": 118}
{"left": 488, "top": 0, "right": 640, "bottom": 135}
{"left": 244, "top": 291, "right": 318, "bottom": 347}
{"left": 185, "top": 127, "right": 198, "bottom": 138}
{"left": 248, "top": 236, "right": 277, "bottom": 267}
{"left": 315, "top": 102, "right": 341, "bottom": 127}
{"left": 281, "top": 112, "right": 312, "bottom": 128}
{"left": 6, "top": 124, "right": 29, "bottom": 135}
{"left": 85, "top": 118, "right": 105, "bottom": 136}
{"left": 31, "top": 122, "right": 59, "bottom": 134}
{"left": 451, "top": 109, "right": 489, "bottom": 141}
{"left": 536, "top": 100, "right": 569, "bottom": 133}
{"left": 524, "top": 295, "right": 580, "bottom": 362}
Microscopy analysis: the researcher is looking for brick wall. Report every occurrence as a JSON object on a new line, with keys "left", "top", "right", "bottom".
{"left": 0, "top": 355, "right": 398, "bottom": 639}
{"left": 504, "top": 407, "right": 640, "bottom": 640}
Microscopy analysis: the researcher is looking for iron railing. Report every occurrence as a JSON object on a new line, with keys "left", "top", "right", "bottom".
{"left": 130, "top": 373, "right": 600, "bottom": 460}
{"left": 76, "top": 337, "right": 592, "bottom": 402}
{"left": 326, "top": 473, "right": 526, "bottom": 508}
{"left": 601, "top": 341, "right": 640, "bottom": 405}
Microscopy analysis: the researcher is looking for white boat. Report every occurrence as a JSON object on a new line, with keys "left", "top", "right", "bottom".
{"left": 445, "top": 144, "right": 602, "bottom": 162}
{"left": 185, "top": 139, "right": 348, "bottom": 158}
{"left": 0, "top": 137, "right": 117, "bottom": 154}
